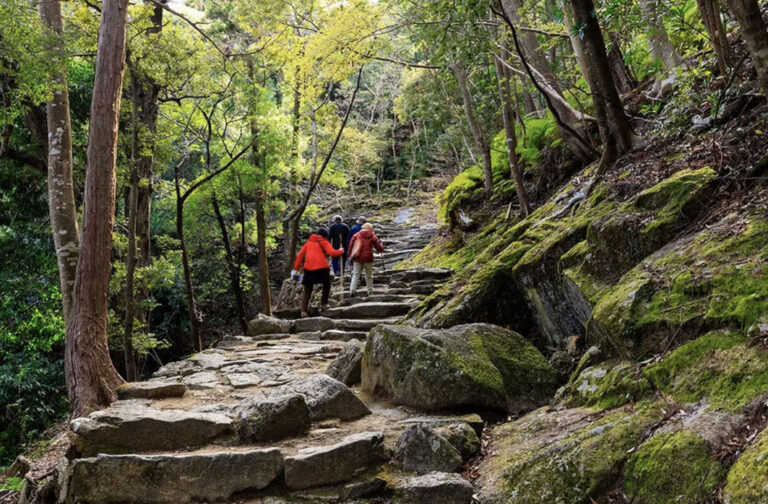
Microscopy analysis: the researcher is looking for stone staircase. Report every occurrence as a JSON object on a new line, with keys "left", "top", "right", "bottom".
{"left": 57, "top": 212, "right": 481, "bottom": 504}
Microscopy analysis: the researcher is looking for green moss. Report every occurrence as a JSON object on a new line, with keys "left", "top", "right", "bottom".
{"left": 643, "top": 331, "right": 768, "bottom": 411}
{"left": 437, "top": 165, "right": 485, "bottom": 225}
{"left": 566, "top": 360, "right": 652, "bottom": 409}
{"left": 724, "top": 430, "right": 768, "bottom": 503}
{"left": 624, "top": 430, "right": 724, "bottom": 504}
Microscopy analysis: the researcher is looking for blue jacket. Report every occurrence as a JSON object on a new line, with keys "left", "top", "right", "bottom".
{"left": 347, "top": 224, "right": 363, "bottom": 250}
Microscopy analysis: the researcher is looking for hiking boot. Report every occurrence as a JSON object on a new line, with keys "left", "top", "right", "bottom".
{"left": 320, "top": 304, "right": 329, "bottom": 311}
{"left": 300, "top": 311, "right": 309, "bottom": 318}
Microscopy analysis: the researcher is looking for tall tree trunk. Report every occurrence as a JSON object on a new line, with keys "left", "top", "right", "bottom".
{"left": 451, "top": 63, "right": 493, "bottom": 197}
{"left": 697, "top": 0, "right": 733, "bottom": 75}
{"left": 123, "top": 77, "right": 140, "bottom": 382}
{"left": 39, "top": 0, "right": 79, "bottom": 323}
{"left": 175, "top": 166, "right": 202, "bottom": 352}
{"left": 65, "top": 0, "right": 128, "bottom": 418}
{"left": 494, "top": 55, "right": 532, "bottom": 216}
{"left": 640, "top": 0, "right": 682, "bottom": 73}
{"left": 726, "top": 0, "right": 768, "bottom": 95}
{"left": 564, "top": 0, "right": 632, "bottom": 170}
{"left": 211, "top": 193, "right": 248, "bottom": 334}
{"left": 255, "top": 197, "right": 271, "bottom": 315}
{"left": 502, "top": 0, "right": 561, "bottom": 91}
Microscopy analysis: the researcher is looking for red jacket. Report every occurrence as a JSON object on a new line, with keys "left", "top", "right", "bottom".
{"left": 349, "top": 230, "right": 384, "bottom": 263}
{"left": 295, "top": 234, "right": 343, "bottom": 271}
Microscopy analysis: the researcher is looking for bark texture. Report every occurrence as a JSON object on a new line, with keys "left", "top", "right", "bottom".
{"left": 65, "top": 0, "right": 129, "bottom": 418}
{"left": 452, "top": 63, "right": 493, "bottom": 197}
{"left": 565, "top": 0, "right": 632, "bottom": 168}
{"left": 640, "top": 0, "right": 683, "bottom": 72}
{"left": 39, "top": 0, "right": 79, "bottom": 323}
{"left": 697, "top": 0, "right": 733, "bottom": 75}
{"left": 726, "top": 0, "right": 768, "bottom": 95}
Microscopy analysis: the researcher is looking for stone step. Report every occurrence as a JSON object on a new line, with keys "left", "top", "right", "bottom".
{"left": 65, "top": 448, "right": 283, "bottom": 504}
{"left": 296, "top": 329, "right": 369, "bottom": 342}
{"left": 320, "top": 302, "right": 413, "bottom": 320}
{"left": 390, "top": 268, "right": 453, "bottom": 283}
{"left": 340, "top": 294, "right": 418, "bottom": 306}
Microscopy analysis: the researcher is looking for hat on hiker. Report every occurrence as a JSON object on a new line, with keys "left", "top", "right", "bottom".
{"left": 362, "top": 223, "right": 373, "bottom": 231}
{"left": 315, "top": 227, "right": 329, "bottom": 238}
{"left": 333, "top": 215, "right": 342, "bottom": 223}
{"left": 357, "top": 216, "right": 367, "bottom": 224}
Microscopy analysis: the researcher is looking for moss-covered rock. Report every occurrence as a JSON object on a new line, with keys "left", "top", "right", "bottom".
{"left": 475, "top": 401, "right": 665, "bottom": 503}
{"left": 724, "top": 430, "right": 768, "bottom": 503}
{"left": 624, "top": 429, "right": 724, "bottom": 504}
{"left": 361, "top": 323, "right": 556, "bottom": 413}
{"left": 563, "top": 360, "right": 651, "bottom": 409}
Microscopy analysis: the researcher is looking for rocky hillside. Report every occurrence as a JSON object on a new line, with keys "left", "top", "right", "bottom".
{"left": 396, "top": 95, "right": 768, "bottom": 502}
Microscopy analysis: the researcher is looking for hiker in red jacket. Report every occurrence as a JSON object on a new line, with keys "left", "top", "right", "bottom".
{"left": 348, "top": 223, "right": 384, "bottom": 297}
{"left": 293, "top": 228, "right": 343, "bottom": 317}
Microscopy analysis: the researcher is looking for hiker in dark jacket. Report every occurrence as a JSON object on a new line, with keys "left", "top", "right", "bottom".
{"left": 293, "top": 228, "right": 343, "bottom": 317}
{"left": 329, "top": 215, "right": 349, "bottom": 277}
{"left": 348, "top": 223, "right": 384, "bottom": 297}
{"left": 346, "top": 216, "right": 366, "bottom": 266}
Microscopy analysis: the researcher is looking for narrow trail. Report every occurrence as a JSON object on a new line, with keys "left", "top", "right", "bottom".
{"left": 61, "top": 208, "right": 480, "bottom": 503}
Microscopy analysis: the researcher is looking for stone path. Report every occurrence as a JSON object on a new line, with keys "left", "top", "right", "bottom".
{"left": 60, "top": 212, "right": 480, "bottom": 504}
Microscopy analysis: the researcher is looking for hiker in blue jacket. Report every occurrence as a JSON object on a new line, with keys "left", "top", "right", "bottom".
{"left": 346, "top": 216, "right": 366, "bottom": 253}
{"left": 329, "top": 215, "right": 349, "bottom": 277}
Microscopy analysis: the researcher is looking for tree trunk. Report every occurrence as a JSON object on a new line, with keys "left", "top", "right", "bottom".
{"left": 607, "top": 33, "right": 636, "bottom": 94}
{"left": 175, "top": 166, "right": 202, "bottom": 352}
{"left": 65, "top": 0, "right": 128, "bottom": 418}
{"left": 564, "top": 0, "right": 632, "bottom": 169}
{"left": 726, "top": 0, "right": 768, "bottom": 95}
{"left": 640, "top": 0, "right": 682, "bottom": 72}
{"left": 255, "top": 198, "right": 271, "bottom": 315}
{"left": 451, "top": 63, "right": 493, "bottom": 197}
{"left": 211, "top": 193, "right": 248, "bottom": 334}
{"left": 502, "top": 0, "right": 561, "bottom": 91}
{"left": 494, "top": 55, "right": 532, "bottom": 216}
{"left": 39, "top": 0, "right": 79, "bottom": 323}
{"left": 123, "top": 78, "right": 140, "bottom": 382}
{"left": 697, "top": 0, "right": 733, "bottom": 75}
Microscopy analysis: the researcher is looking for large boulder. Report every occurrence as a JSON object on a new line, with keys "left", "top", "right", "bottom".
{"left": 66, "top": 448, "right": 283, "bottom": 503}
{"left": 325, "top": 339, "right": 364, "bottom": 386}
{"left": 394, "top": 424, "right": 463, "bottom": 474}
{"left": 362, "top": 324, "right": 556, "bottom": 413}
{"left": 70, "top": 402, "right": 233, "bottom": 456}
{"left": 234, "top": 394, "right": 311, "bottom": 442}
{"left": 247, "top": 314, "right": 293, "bottom": 336}
{"left": 272, "top": 374, "right": 370, "bottom": 421}
{"left": 434, "top": 422, "right": 481, "bottom": 461}
{"left": 283, "top": 432, "right": 387, "bottom": 490}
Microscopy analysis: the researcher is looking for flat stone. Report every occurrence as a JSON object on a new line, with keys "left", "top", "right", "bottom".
{"left": 321, "top": 329, "right": 369, "bottom": 341}
{"left": 67, "top": 448, "right": 283, "bottom": 503}
{"left": 284, "top": 432, "right": 386, "bottom": 490}
{"left": 323, "top": 302, "right": 411, "bottom": 319}
{"left": 399, "top": 414, "right": 484, "bottom": 436}
{"left": 235, "top": 394, "right": 311, "bottom": 442}
{"left": 272, "top": 374, "right": 370, "bottom": 421}
{"left": 325, "top": 339, "right": 363, "bottom": 386}
{"left": 248, "top": 313, "right": 293, "bottom": 336}
{"left": 340, "top": 478, "right": 387, "bottom": 500}
{"left": 395, "top": 472, "right": 473, "bottom": 504}
{"left": 152, "top": 360, "right": 200, "bottom": 378}
{"left": 182, "top": 371, "right": 225, "bottom": 390}
{"left": 191, "top": 351, "right": 236, "bottom": 370}
{"left": 394, "top": 425, "right": 463, "bottom": 474}
{"left": 226, "top": 373, "right": 264, "bottom": 388}
{"left": 70, "top": 403, "right": 233, "bottom": 456}
{"left": 293, "top": 317, "right": 337, "bottom": 333}
{"left": 116, "top": 381, "right": 187, "bottom": 400}
{"left": 390, "top": 268, "right": 452, "bottom": 283}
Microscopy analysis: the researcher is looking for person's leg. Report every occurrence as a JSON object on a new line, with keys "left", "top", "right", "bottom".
{"left": 321, "top": 275, "right": 331, "bottom": 308}
{"left": 364, "top": 262, "right": 374, "bottom": 295}
{"left": 301, "top": 283, "right": 313, "bottom": 316}
{"left": 350, "top": 262, "right": 362, "bottom": 296}
{"left": 331, "top": 257, "right": 340, "bottom": 276}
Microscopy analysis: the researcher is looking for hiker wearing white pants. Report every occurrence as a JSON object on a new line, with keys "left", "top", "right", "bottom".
{"left": 347, "top": 223, "right": 384, "bottom": 297}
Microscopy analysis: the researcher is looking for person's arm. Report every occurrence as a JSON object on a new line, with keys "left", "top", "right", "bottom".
{"left": 374, "top": 235, "right": 384, "bottom": 253}
{"left": 294, "top": 242, "right": 308, "bottom": 271}
{"left": 321, "top": 238, "right": 344, "bottom": 258}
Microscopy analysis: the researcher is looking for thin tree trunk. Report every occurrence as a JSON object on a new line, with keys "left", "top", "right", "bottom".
{"left": 452, "top": 63, "right": 493, "bottom": 197}
{"left": 39, "top": 0, "right": 79, "bottom": 323}
{"left": 607, "top": 33, "right": 636, "bottom": 94}
{"left": 494, "top": 55, "right": 532, "bottom": 215}
{"left": 65, "top": 0, "right": 128, "bottom": 418}
{"left": 175, "top": 165, "right": 202, "bottom": 351}
{"left": 697, "top": 0, "right": 733, "bottom": 75}
{"left": 255, "top": 197, "right": 271, "bottom": 314}
{"left": 212, "top": 193, "right": 248, "bottom": 333}
{"left": 640, "top": 0, "right": 682, "bottom": 72}
{"left": 726, "top": 0, "right": 768, "bottom": 95}
{"left": 564, "top": 0, "right": 632, "bottom": 170}
{"left": 502, "top": 0, "right": 561, "bottom": 91}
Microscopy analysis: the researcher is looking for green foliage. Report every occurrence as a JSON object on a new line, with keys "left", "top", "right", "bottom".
{"left": 436, "top": 165, "right": 485, "bottom": 224}
{"left": 515, "top": 115, "right": 561, "bottom": 167}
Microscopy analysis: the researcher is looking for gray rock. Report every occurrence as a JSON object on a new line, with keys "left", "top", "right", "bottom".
{"left": 434, "top": 422, "right": 481, "bottom": 461}
{"left": 394, "top": 425, "right": 463, "bottom": 474}
{"left": 325, "top": 339, "right": 364, "bottom": 386}
{"left": 340, "top": 478, "right": 387, "bottom": 500}
{"left": 248, "top": 313, "right": 293, "bottom": 336}
{"left": 234, "top": 394, "right": 311, "bottom": 442}
{"left": 116, "top": 381, "right": 186, "bottom": 400}
{"left": 70, "top": 403, "right": 233, "bottom": 456}
{"left": 191, "top": 351, "right": 236, "bottom": 370}
{"left": 362, "top": 324, "right": 556, "bottom": 413}
{"left": 273, "top": 374, "right": 370, "bottom": 421}
{"left": 67, "top": 448, "right": 283, "bottom": 503}
{"left": 395, "top": 472, "right": 473, "bottom": 504}
{"left": 323, "top": 302, "right": 411, "bottom": 319}
{"left": 152, "top": 360, "right": 199, "bottom": 378}
{"left": 284, "top": 432, "right": 386, "bottom": 490}
{"left": 293, "top": 317, "right": 337, "bottom": 333}
{"left": 399, "top": 414, "right": 484, "bottom": 435}
{"left": 390, "top": 268, "right": 452, "bottom": 283}
{"left": 182, "top": 370, "right": 225, "bottom": 390}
